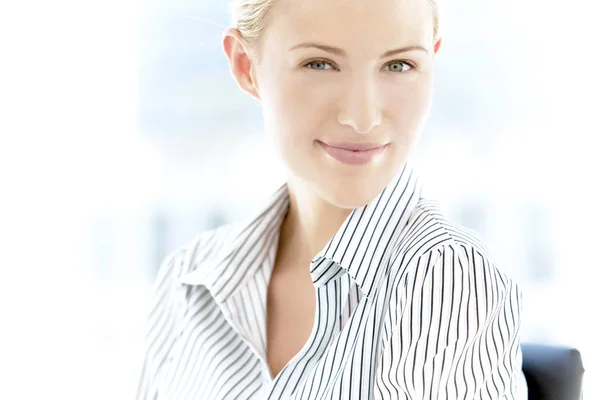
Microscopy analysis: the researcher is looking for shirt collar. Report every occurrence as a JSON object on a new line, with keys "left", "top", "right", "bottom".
{"left": 309, "top": 163, "right": 421, "bottom": 297}
{"left": 179, "top": 163, "right": 422, "bottom": 301}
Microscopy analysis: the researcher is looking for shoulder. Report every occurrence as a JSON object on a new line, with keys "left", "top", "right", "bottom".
{"left": 384, "top": 199, "right": 523, "bottom": 339}
{"left": 153, "top": 222, "right": 238, "bottom": 288}
{"left": 391, "top": 198, "right": 518, "bottom": 297}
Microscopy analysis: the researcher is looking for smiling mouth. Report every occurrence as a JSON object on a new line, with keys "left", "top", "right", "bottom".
{"left": 317, "top": 140, "right": 389, "bottom": 165}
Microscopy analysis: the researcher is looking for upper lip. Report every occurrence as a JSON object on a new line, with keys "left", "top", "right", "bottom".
{"left": 319, "top": 141, "right": 388, "bottom": 151}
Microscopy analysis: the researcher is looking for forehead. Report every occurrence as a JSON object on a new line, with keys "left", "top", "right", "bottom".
{"left": 269, "top": 0, "right": 434, "bottom": 50}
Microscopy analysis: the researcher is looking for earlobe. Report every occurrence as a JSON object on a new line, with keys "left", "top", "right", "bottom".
{"left": 222, "top": 28, "right": 261, "bottom": 101}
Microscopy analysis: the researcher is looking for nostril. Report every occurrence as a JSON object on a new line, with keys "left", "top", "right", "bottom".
{"left": 338, "top": 113, "right": 382, "bottom": 134}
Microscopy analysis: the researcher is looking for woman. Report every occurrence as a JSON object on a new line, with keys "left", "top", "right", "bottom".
{"left": 137, "top": 0, "right": 527, "bottom": 398}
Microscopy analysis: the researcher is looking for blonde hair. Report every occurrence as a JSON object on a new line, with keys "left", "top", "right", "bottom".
{"left": 230, "top": 0, "right": 440, "bottom": 55}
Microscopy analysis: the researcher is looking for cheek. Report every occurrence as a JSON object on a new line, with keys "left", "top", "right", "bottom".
{"left": 263, "top": 74, "right": 335, "bottom": 143}
{"left": 279, "top": 74, "right": 334, "bottom": 115}
{"left": 384, "top": 78, "right": 433, "bottom": 133}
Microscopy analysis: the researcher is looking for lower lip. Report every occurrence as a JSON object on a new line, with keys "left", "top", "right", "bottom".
{"left": 318, "top": 141, "right": 388, "bottom": 165}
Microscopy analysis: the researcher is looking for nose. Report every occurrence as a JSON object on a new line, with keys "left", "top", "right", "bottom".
{"left": 337, "top": 75, "right": 382, "bottom": 134}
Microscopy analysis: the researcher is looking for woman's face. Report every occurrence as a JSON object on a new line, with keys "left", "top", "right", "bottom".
{"left": 248, "top": 0, "right": 440, "bottom": 208}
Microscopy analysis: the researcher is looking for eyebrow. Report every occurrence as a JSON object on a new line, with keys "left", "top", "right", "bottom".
{"left": 288, "top": 43, "right": 428, "bottom": 57}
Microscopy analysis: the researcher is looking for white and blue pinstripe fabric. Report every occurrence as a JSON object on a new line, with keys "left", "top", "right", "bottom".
{"left": 136, "top": 164, "right": 527, "bottom": 399}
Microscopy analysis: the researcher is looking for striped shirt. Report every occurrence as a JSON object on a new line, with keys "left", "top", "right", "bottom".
{"left": 136, "top": 164, "right": 527, "bottom": 399}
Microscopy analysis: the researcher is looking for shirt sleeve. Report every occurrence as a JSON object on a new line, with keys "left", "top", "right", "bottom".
{"left": 375, "top": 243, "right": 524, "bottom": 400}
{"left": 135, "top": 248, "right": 188, "bottom": 400}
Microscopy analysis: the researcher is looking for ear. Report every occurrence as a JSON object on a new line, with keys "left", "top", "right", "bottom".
{"left": 433, "top": 37, "right": 442, "bottom": 55}
{"left": 222, "top": 28, "right": 261, "bottom": 101}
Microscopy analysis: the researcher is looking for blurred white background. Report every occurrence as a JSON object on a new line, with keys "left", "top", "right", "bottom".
{"left": 0, "top": 0, "right": 598, "bottom": 398}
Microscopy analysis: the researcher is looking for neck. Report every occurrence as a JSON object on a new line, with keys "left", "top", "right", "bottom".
{"left": 279, "top": 176, "right": 352, "bottom": 264}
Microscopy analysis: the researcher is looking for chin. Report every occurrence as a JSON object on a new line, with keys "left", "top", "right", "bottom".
{"left": 314, "top": 175, "right": 390, "bottom": 210}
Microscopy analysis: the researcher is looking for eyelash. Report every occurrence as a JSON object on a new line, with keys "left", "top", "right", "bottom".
{"left": 302, "top": 59, "right": 416, "bottom": 72}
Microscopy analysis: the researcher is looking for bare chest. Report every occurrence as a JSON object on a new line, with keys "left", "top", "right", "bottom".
{"left": 265, "top": 261, "right": 316, "bottom": 379}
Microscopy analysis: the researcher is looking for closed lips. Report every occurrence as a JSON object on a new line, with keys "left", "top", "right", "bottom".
{"left": 320, "top": 142, "right": 387, "bottom": 151}
{"left": 318, "top": 141, "right": 389, "bottom": 165}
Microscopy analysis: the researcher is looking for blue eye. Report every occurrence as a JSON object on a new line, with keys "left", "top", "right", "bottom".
{"left": 386, "top": 61, "right": 412, "bottom": 72}
{"left": 305, "top": 60, "right": 334, "bottom": 70}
